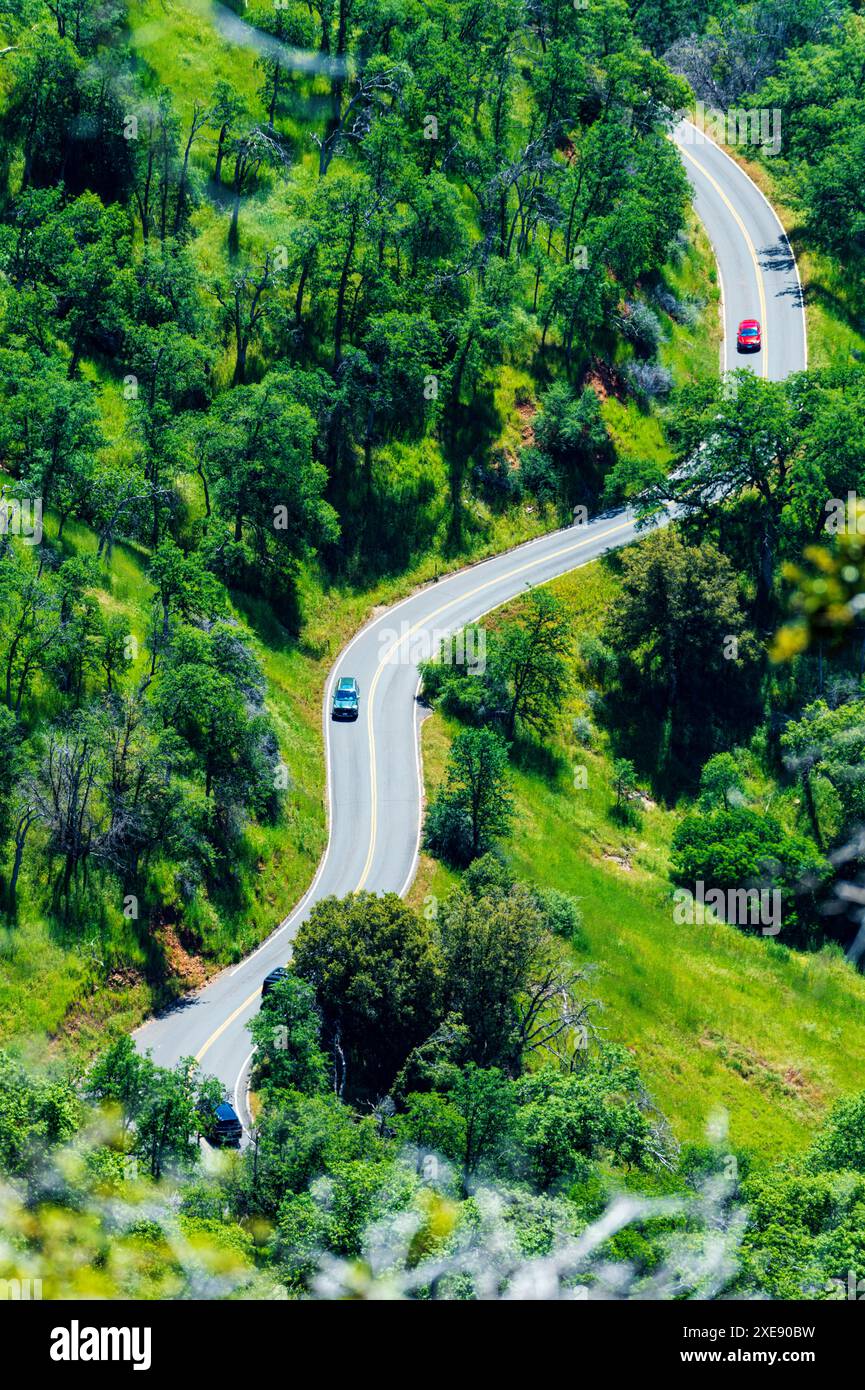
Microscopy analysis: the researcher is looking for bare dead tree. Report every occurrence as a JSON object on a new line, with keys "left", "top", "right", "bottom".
{"left": 226, "top": 127, "right": 289, "bottom": 252}
{"left": 213, "top": 252, "right": 276, "bottom": 386}
{"left": 516, "top": 948, "right": 602, "bottom": 1070}
{"left": 312, "top": 68, "right": 406, "bottom": 177}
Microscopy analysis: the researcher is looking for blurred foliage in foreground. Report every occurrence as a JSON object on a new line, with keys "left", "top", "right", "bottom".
{"left": 6, "top": 971, "right": 865, "bottom": 1299}
{"left": 774, "top": 501, "right": 865, "bottom": 661}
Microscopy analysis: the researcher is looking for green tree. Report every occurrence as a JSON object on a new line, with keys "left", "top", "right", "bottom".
{"left": 495, "top": 588, "right": 573, "bottom": 740}
{"left": 8, "top": 29, "right": 82, "bottom": 192}
{"left": 134, "top": 1060, "right": 222, "bottom": 1179}
{"left": 341, "top": 310, "right": 442, "bottom": 483}
{"left": 202, "top": 373, "right": 339, "bottom": 595}
{"left": 809, "top": 1090, "right": 865, "bottom": 1176}
{"left": 525, "top": 383, "right": 612, "bottom": 513}
{"left": 225, "top": 125, "right": 287, "bottom": 251}
{"left": 670, "top": 805, "right": 829, "bottom": 942}
{"left": 292, "top": 893, "right": 443, "bottom": 1101}
{"left": 249, "top": 973, "right": 328, "bottom": 1097}
{"left": 515, "top": 1051, "right": 656, "bottom": 1189}
{"left": 147, "top": 538, "right": 226, "bottom": 672}
{"left": 244, "top": 1089, "right": 381, "bottom": 1218}
{"left": 0, "top": 350, "right": 103, "bottom": 536}
{"left": 153, "top": 625, "right": 275, "bottom": 808}
{"left": 399, "top": 1065, "right": 516, "bottom": 1189}
{"left": 424, "top": 727, "right": 514, "bottom": 865}
{"left": 603, "top": 528, "right": 762, "bottom": 790}
{"left": 612, "top": 756, "right": 637, "bottom": 812}
{"left": 438, "top": 879, "right": 545, "bottom": 1070}
{"left": 780, "top": 699, "right": 865, "bottom": 849}
{"left": 0, "top": 1051, "right": 79, "bottom": 1177}
{"left": 698, "top": 753, "right": 746, "bottom": 812}
{"left": 641, "top": 373, "right": 797, "bottom": 613}
{"left": 87, "top": 1039, "right": 221, "bottom": 1179}
{"left": 51, "top": 193, "right": 131, "bottom": 376}
{"left": 0, "top": 551, "right": 65, "bottom": 715}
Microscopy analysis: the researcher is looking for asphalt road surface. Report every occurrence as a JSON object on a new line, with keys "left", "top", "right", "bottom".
{"left": 135, "top": 124, "right": 808, "bottom": 1129}
{"left": 673, "top": 120, "right": 807, "bottom": 380}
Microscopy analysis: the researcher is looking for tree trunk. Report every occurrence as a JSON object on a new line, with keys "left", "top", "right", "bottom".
{"left": 294, "top": 258, "right": 311, "bottom": 326}
{"left": 233, "top": 336, "right": 248, "bottom": 386}
{"left": 332, "top": 230, "right": 356, "bottom": 366}
{"left": 8, "top": 822, "right": 30, "bottom": 912}
{"left": 268, "top": 64, "right": 281, "bottom": 129}
{"left": 197, "top": 464, "right": 211, "bottom": 517}
{"left": 801, "top": 766, "right": 824, "bottom": 851}
{"left": 214, "top": 124, "right": 228, "bottom": 185}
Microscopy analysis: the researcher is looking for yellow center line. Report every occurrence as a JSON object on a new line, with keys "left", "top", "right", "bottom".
{"left": 354, "top": 516, "right": 636, "bottom": 891}
{"left": 194, "top": 516, "right": 636, "bottom": 1063}
{"left": 196, "top": 136, "right": 770, "bottom": 1072}
{"left": 196, "top": 990, "right": 261, "bottom": 1063}
{"left": 198, "top": 145, "right": 767, "bottom": 1067}
{"left": 676, "top": 142, "right": 769, "bottom": 381}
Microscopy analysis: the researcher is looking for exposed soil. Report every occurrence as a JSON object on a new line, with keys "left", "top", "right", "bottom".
{"left": 583, "top": 358, "right": 627, "bottom": 403}
{"left": 515, "top": 400, "right": 537, "bottom": 449}
{"left": 156, "top": 923, "right": 208, "bottom": 990}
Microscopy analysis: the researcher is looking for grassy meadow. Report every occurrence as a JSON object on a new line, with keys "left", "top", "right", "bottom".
{"left": 414, "top": 558, "right": 865, "bottom": 1158}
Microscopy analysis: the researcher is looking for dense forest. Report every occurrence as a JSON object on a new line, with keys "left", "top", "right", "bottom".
{"left": 4, "top": 0, "right": 865, "bottom": 1305}
{"left": 0, "top": 0, "right": 697, "bottom": 980}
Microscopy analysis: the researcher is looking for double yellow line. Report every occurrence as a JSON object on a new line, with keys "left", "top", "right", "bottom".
{"left": 677, "top": 142, "right": 769, "bottom": 379}
{"left": 195, "top": 517, "right": 635, "bottom": 1063}
{"left": 354, "top": 518, "right": 636, "bottom": 890}
{"left": 197, "top": 141, "right": 770, "bottom": 1067}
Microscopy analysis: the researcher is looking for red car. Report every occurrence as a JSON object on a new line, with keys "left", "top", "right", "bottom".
{"left": 737, "top": 318, "right": 761, "bottom": 353}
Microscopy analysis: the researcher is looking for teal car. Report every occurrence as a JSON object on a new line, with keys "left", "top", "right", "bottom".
{"left": 332, "top": 676, "right": 360, "bottom": 721}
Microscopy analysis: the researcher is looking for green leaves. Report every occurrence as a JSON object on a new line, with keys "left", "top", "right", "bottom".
{"left": 670, "top": 803, "right": 829, "bottom": 941}
{"left": 202, "top": 373, "right": 339, "bottom": 592}
{"left": 602, "top": 528, "right": 762, "bottom": 789}
{"left": 424, "top": 726, "right": 514, "bottom": 865}
{"left": 780, "top": 698, "right": 865, "bottom": 845}
{"left": 152, "top": 622, "right": 275, "bottom": 810}
{"left": 86, "top": 1038, "right": 221, "bottom": 1180}
{"left": 292, "top": 892, "right": 444, "bottom": 1102}
{"left": 0, "top": 348, "right": 103, "bottom": 525}
{"left": 249, "top": 973, "right": 329, "bottom": 1097}
{"left": 665, "top": 371, "right": 797, "bottom": 514}
{"left": 0, "top": 1051, "right": 80, "bottom": 1177}
{"left": 495, "top": 586, "right": 574, "bottom": 739}
{"left": 530, "top": 382, "right": 612, "bottom": 514}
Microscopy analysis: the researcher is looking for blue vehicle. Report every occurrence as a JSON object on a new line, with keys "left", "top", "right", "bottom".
{"left": 332, "top": 676, "right": 360, "bottom": 721}
{"left": 211, "top": 1101, "right": 243, "bottom": 1147}
{"left": 261, "top": 966, "right": 288, "bottom": 1000}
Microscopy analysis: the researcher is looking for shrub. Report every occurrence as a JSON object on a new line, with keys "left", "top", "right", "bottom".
{"left": 519, "top": 446, "right": 559, "bottom": 505}
{"left": 535, "top": 887, "right": 587, "bottom": 950}
{"left": 621, "top": 301, "right": 663, "bottom": 357}
{"left": 572, "top": 714, "right": 593, "bottom": 747}
{"left": 473, "top": 449, "right": 522, "bottom": 508}
{"left": 652, "top": 285, "right": 701, "bottom": 327}
{"left": 423, "top": 794, "right": 475, "bottom": 866}
{"left": 624, "top": 360, "right": 673, "bottom": 400}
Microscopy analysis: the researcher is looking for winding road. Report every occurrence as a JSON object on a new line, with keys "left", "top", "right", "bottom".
{"left": 135, "top": 120, "right": 808, "bottom": 1128}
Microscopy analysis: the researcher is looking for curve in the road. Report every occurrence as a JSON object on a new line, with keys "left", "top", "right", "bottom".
{"left": 673, "top": 120, "right": 807, "bottom": 381}
{"left": 135, "top": 121, "right": 809, "bottom": 1127}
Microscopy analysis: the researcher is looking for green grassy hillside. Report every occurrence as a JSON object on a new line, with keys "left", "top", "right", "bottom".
{"left": 0, "top": 0, "right": 720, "bottom": 1058}
{"left": 415, "top": 559, "right": 865, "bottom": 1157}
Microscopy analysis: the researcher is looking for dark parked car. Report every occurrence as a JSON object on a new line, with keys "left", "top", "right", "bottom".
{"left": 332, "top": 676, "right": 360, "bottom": 721}
{"left": 261, "top": 966, "right": 288, "bottom": 1000}
{"left": 211, "top": 1101, "right": 243, "bottom": 1147}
